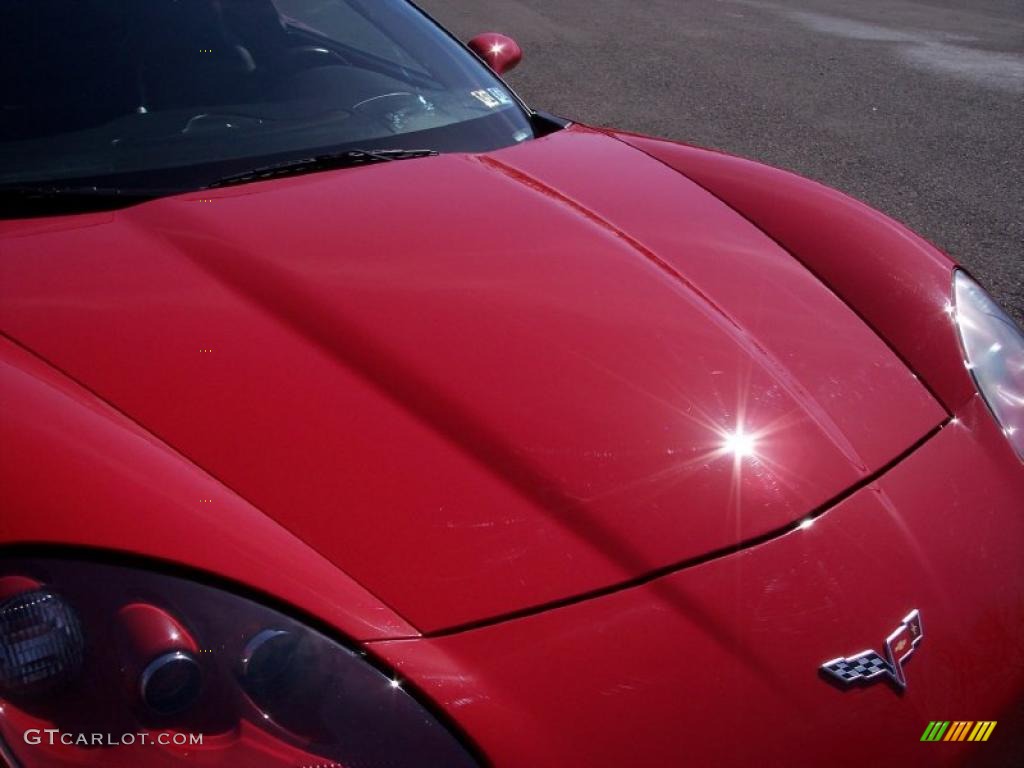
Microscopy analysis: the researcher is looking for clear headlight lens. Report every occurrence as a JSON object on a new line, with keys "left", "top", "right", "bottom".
{"left": 953, "top": 270, "right": 1024, "bottom": 459}
{"left": 0, "top": 557, "right": 478, "bottom": 768}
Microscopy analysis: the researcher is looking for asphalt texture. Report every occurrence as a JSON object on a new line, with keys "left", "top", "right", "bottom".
{"left": 418, "top": 0, "right": 1024, "bottom": 321}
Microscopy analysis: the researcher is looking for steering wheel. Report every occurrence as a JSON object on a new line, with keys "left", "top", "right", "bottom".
{"left": 283, "top": 45, "right": 348, "bottom": 68}
{"left": 350, "top": 92, "right": 435, "bottom": 134}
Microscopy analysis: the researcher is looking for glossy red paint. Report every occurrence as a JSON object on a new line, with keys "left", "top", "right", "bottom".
{"left": 372, "top": 396, "right": 1024, "bottom": 767}
{"left": 466, "top": 33, "right": 523, "bottom": 76}
{"left": 1, "top": 126, "right": 946, "bottom": 633}
{"left": 1, "top": 113, "right": 1022, "bottom": 765}
{"left": 117, "top": 602, "right": 198, "bottom": 666}
{"left": 0, "top": 336, "right": 414, "bottom": 642}
{"left": 611, "top": 131, "right": 976, "bottom": 412}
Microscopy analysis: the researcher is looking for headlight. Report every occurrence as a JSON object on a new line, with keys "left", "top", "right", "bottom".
{"left": 0, "top": 557, "right": 478, "bottom": 767}
{"left": 953, "top": 270, "right": 1024, "bottom": 460}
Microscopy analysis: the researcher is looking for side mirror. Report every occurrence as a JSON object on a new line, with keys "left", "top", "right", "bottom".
{"left": 467, "top": 33, "right": 523, "bottom": 76}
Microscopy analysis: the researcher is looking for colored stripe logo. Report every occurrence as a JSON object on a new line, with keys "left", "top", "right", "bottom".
{"left": 921, "top": 721, "right": 996, "bottom": 742}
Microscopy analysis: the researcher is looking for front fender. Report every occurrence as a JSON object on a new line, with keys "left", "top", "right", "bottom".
{"left": 0, "top": 334, "right": 414, "bottom": 642}
{"left": 609, "top": 131, "right": 974, "bottom": 412}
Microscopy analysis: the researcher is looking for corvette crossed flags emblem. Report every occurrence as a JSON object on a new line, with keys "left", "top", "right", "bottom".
{"left": 820, "top": 610, "right": 923, "bottom": 690}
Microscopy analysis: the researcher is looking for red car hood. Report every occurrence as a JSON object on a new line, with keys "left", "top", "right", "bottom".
{"left": 0, "top": 126, "right": 945, "bottom": 632}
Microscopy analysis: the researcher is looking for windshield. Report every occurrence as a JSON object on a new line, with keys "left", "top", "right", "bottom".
{"left": 0, "top": 0, "right": 535, "bottom": 192}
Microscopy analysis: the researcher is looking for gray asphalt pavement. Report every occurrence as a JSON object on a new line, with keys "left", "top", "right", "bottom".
{"left": 419, "top": 0, "right": 1024, "bottom": 320}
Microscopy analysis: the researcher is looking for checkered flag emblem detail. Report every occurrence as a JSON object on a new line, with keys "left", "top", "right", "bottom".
{"left": 820, "top": 610, "right": 924, "bottom": 690}
{"left": 822, "top": 651, "right": 893, "bottom": 682}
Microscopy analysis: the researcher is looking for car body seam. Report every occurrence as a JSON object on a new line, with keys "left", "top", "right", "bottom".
{"left": 374, "top": 418, "right": 948, "bottom": 640}
{"left": 601, "top": 128, "right": 954, "bottom": 417}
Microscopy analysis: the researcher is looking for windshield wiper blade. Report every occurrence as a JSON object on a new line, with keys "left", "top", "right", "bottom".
{"left": 0, "top": 184, "right": 160, "bottom": 201}
{"left": 0, "top": 184, "right": 170, "bottom": 216}
{"left": 206, "top": 148, "right": 439, "bottom": 189}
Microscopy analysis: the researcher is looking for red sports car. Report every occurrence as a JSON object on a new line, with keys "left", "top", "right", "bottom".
{"left": 1, "top": 1, "right": 1022, "bottom": 766}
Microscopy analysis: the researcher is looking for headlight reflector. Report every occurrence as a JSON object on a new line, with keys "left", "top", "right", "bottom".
{"left": 0, "top": 589, "right": 84, "bottom": 697}
{"left": 0, "top": 557, "right": 478, "bottom": 768}
{"left": 953, "top": 271, "right": 1024, "bottom": 459}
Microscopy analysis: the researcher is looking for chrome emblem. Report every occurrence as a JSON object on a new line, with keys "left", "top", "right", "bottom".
{"left": 820, "top": 610, "right": 923, "bottom": 690}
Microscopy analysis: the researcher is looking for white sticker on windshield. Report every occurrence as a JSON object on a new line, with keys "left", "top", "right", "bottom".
{"left": 471, "top": 89, "right": 501, "bottom": 108}
{"left": 488, "top": 87, "right": 513, "bottom": 105}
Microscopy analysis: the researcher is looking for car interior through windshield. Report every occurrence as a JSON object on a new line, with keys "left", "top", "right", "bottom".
{"left": 0, "top": 0, "right": 536, "bottom": 190}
